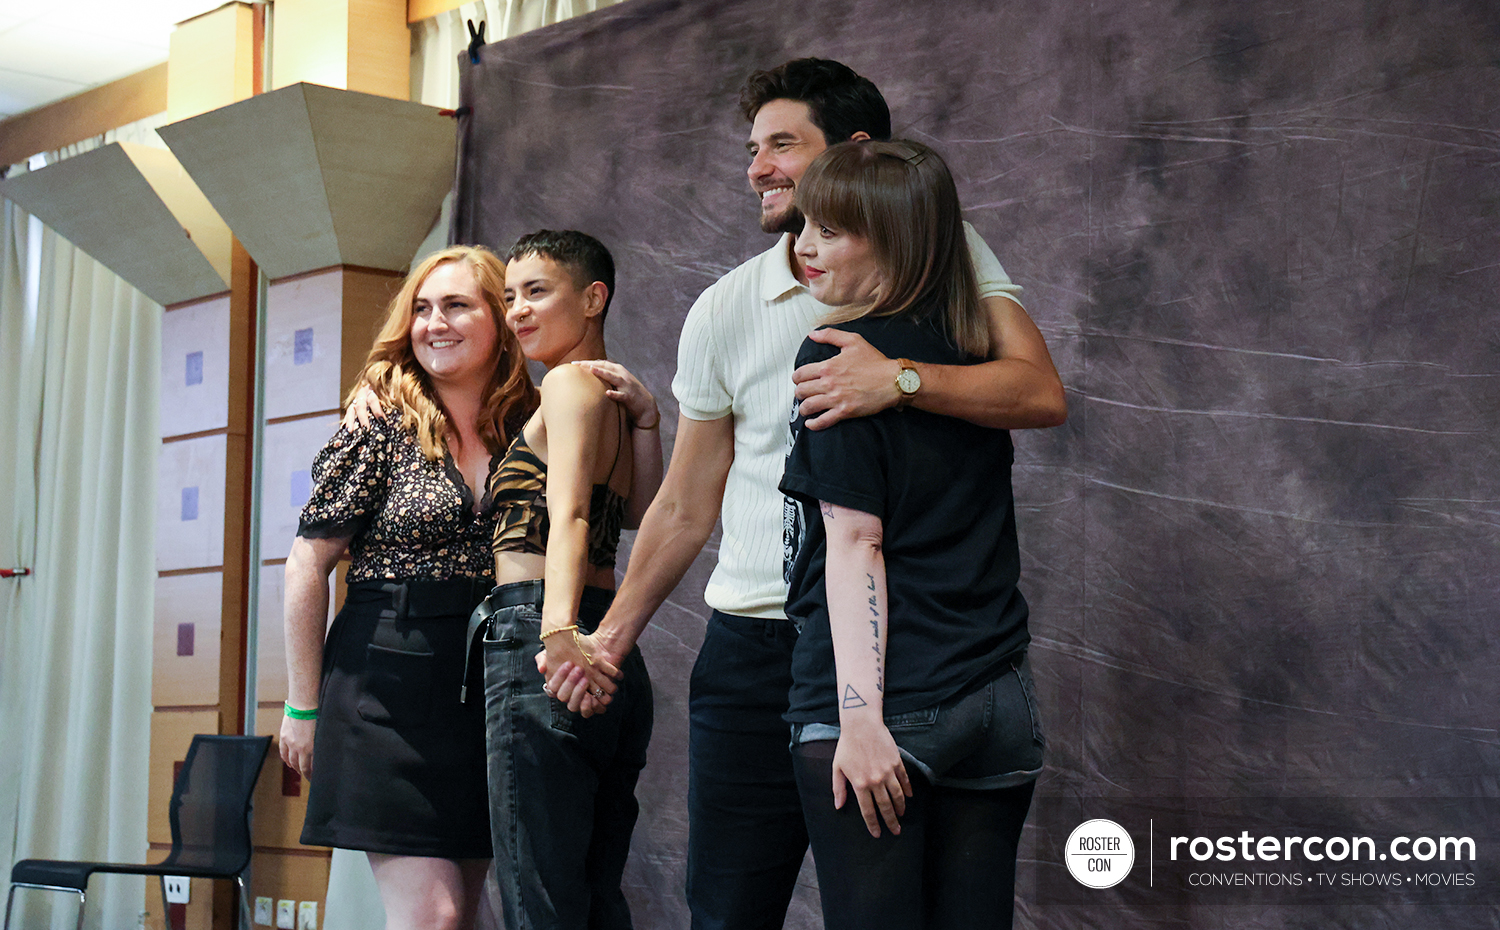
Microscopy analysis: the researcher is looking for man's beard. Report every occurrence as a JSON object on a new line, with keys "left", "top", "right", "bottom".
{"left": 761, "top": 203, "right": 806, "bottom": 236}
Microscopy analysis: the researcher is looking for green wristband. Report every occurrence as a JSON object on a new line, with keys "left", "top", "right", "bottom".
{"left": 284, "top": 703, "right": 319, "bottom": 720}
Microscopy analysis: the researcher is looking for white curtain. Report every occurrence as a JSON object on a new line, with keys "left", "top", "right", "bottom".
{"left": 410, "top": 0, "right": 623, "bottom": 109}
{"left": 326, "top": 6, "right": 621, "bottom": 929}
{"left": 1, "top": 126, "right": 162, "bottom": 928}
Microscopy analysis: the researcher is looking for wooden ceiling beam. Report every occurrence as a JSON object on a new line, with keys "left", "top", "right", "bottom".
{"left": 0, "top": 64, "right": 168, "bottom": 169}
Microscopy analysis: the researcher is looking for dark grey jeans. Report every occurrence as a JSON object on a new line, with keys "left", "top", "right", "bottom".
{"left": 789, "top": 654, "right": 1044, "bottom": 930}
{"left": 476, "top": 580, "right": 653, "bottom": 930}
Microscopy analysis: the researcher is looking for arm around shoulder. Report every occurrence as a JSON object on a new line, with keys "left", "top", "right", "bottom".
{"left": 899, "top": 225, "right": 1066, "bottom": 428}
{"left": 908, "top": 293, "right": 1067, "bottom": 429}
{"left": 625, "top": 421, "right": 663, "bottom": 529}
{"left": 793, "top": 297, "right": 1067, "bottom": 431}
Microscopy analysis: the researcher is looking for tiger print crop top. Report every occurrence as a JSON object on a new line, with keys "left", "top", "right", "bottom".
{"left": 488, "top": 408, "right": 628, "bottom": 568}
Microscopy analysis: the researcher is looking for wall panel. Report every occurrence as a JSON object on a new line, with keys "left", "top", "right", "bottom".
{"left": 155, "top": 434, "right": 229, "bottom": 571}
{"left": 160, "top": 295, "right": 231, "bottom": 437}
{"left": 152, "top": 572, "right": 225, "bottom": 707}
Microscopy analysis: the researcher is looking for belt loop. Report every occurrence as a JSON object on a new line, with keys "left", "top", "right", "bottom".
{"left": 379, "top": 581, "right": 409, "bottom": 621}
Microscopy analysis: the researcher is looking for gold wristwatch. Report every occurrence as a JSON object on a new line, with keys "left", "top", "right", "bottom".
{"left": 895, "top": 358, "right": 921, "bottom": 407}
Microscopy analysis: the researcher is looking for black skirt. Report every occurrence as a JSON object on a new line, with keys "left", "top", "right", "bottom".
{"left": 301, "top": 577, "right": 493, "bottom": 858}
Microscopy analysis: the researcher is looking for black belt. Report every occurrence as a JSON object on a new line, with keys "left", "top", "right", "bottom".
{"left": 458, "top": 580, "right": 617, "bottom": 703}
{"left": 484, "top": 578, "right": 546, "bottom": 610}
{"left": 345, "top": 577, "right": 490, "bottom": 619}
{"left": 460, "top": 580, "right": 542, "bottom": 703}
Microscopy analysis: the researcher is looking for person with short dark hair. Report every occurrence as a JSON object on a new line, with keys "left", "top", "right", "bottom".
{"left": 782, "top": 139, "right": 1042, "bottom": 930}
{"left": 470, "top": 229, "right": 661, "bottom": 930}
{"left": 739, "top": 58, "right": 892, "bottom": 209}
{"left": 505, "top": 228, "right": 618, "bottom": 319}
{"left": 544, "top": 58, "right": 1065, "bottom": 930}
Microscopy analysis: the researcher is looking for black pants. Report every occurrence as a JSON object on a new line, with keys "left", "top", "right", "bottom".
{"left": 793, "top": 745, "right": 1034, "bottom": 930}
{"left": 686, "top": 611, "right": 807, "bottom": 930}
{"left": 789, "top": 659, "right": 1044, "bottom": 930}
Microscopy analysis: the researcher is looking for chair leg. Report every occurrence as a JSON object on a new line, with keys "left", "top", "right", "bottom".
{"left": 3, "top": 885, "right": 88, "bottom": 930}
{"left": 236, "top": 876, "right": 254, "bottom": 930}
{"left": 3, "top": 884, "right": 18, "bottom": 930}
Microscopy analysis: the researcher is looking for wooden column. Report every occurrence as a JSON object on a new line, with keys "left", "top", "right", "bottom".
{"left": 273, "top": 0, "right": 410, "bottom": 100}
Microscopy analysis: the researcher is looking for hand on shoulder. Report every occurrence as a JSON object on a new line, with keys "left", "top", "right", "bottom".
{"left": 340, "top": 382, "right": 391, "bottom": 431}
{"left": 337, "top": 403, "right": 397, "bottom": 440}
{"left": 541, "top": 362, "right": 612, "bottom": 409}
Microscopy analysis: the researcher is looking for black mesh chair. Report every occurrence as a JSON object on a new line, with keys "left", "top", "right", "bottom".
{"left": 5, "top": 734, "right": 272, "bottom": 930}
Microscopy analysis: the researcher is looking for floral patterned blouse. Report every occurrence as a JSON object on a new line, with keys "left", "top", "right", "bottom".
{"left": 297, "top": 416, "right": 498, "bottom": 583}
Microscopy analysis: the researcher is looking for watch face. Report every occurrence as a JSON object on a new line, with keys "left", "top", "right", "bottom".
{"left": 897, "top": 367, "right": 920, "bottom": 394}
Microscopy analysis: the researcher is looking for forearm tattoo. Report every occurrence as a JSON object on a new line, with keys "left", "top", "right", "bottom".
{"left": 867, "top": 573, "right": 884, "bottom": 695}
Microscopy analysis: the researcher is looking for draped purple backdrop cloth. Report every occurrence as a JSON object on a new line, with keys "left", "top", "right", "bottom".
{"left": 452, "top": 0, "right": 1500, "bottom": 926}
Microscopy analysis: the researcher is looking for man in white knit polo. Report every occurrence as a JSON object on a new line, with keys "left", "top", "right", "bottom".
{"left": 561, "top": 58, "right": 1067, "bottom": 930}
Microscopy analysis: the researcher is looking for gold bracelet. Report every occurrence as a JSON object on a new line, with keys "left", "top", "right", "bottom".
{"left": 539, "top": 624, "right": 579, "bottom": 642}
{"left": 573, "top": 629, "right": 595, "bottom": 666}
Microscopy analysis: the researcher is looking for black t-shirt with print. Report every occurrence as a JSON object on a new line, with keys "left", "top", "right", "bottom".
{"left": 780, "top": 312, "right": 1030, "bottom": 725}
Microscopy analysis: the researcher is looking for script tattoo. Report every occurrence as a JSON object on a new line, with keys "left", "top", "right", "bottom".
{"left": 867, "top": 573, "right": 884, "bottom": 694}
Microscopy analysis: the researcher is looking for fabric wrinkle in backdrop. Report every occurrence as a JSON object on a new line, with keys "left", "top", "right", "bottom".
{"left": 452, "top": 0, "right": 1500, "bottom": 926}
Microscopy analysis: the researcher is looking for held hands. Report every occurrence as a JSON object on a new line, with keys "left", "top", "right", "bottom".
{"left": 792, "top": 329, "right": 902, "bottom": 430}
{"left": 535, "top": 627, "right": 622, "bottom": 717}
{"left": 573, "top": 360, "right": 660, "bottom": 429}
{"left": 279, "top": 714, "right": 316, "bottom": 779}
{"left": 831, "top": 715, "right": 913, "bottom": 838}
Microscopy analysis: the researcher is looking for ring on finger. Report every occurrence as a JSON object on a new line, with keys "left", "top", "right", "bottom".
{"left": 542, "top": 684, "right": 554, "bottom": 697}
{"left": 592, "top": 687, "right": 606, "bottom": 698}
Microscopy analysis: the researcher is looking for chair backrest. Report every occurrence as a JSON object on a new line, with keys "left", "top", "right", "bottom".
{"left": 160, "top": 735, "right": 272, "bottom": 874}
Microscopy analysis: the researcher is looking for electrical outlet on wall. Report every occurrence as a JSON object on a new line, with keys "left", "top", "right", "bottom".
{"left": 254, "top": 897, "right": 273, "bottom": 925}
{"left": 163, "top": 876, "right": 190, "bottom": 904}
{"left": 297, "top": 901, "right": 318, "bottom": 930}
{"left": 276, "top": 899, "right": 295, "bottom": 930}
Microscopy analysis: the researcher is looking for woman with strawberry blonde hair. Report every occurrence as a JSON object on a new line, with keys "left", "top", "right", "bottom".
{"left": 280, "top": 245, "right": 534, "bottom": 930}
